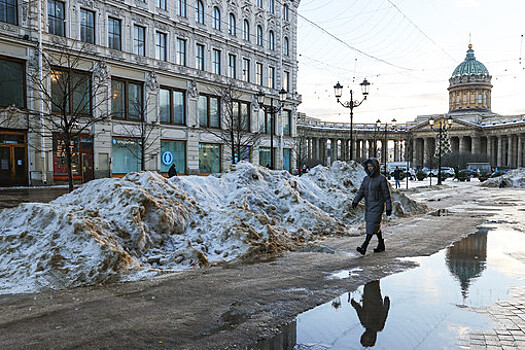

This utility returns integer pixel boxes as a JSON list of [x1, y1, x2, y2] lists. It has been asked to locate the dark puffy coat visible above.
[[352, 159, 392, 234]]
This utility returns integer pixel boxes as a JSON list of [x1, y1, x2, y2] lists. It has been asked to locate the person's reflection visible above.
[[350, 280, 390, 347]]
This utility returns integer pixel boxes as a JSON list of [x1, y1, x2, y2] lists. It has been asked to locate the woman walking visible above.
[[352, 158, 392, 255]]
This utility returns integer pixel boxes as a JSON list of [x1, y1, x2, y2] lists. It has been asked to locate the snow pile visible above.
[[0, 161, 427, 294], [481, 169, 525, 188]]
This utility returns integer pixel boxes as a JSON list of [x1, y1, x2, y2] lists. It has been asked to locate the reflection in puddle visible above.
[[255, 229, 525, 349], [327, 267, 363, 280]]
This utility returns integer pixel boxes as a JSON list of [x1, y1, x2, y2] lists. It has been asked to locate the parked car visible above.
[[441, 167, 455, 176], [490, 169, 510, 178], [458, 169, 479, 178]]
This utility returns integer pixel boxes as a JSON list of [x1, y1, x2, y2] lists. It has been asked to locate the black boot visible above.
[[356, 234, 372, 255], [374, 231, 385, 253]]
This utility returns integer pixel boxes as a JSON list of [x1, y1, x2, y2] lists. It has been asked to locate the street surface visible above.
[[0, 181, 523, 349]]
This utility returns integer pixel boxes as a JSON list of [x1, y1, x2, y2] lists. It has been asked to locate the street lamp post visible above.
[[376, 118, 396, 176], [257, 88, 287, 170], [333, 78, 370, 161], [429, 115, 453, 185]]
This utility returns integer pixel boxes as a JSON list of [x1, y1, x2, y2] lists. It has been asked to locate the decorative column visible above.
[[423, 138, 430, 167], [394, 141, 399, 161], [518, 134, 524, 168], [471, 136, 481, 156], [459, 136, 467, 154], [313, 137, 320, 162], [331, 138, 338, 162], [497, 135, 504, 168], [487, 136, 493, 168]]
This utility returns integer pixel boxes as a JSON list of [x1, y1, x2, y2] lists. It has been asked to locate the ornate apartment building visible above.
[[0, 0, 301, 186], [298, 45, 525, 170]]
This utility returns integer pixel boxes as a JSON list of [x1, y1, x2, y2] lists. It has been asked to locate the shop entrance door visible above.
[[81, 152, 94, 182], [0, 145, 28, 186]]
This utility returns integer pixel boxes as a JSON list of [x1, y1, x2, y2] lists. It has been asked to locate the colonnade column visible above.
[[393, 141, 399, 161], [459, 136, 467, 154], [518, 134, 523, 168], [497, 136, 504, 168], [486, 136, 493, 168], [471, 136, 481, 156]]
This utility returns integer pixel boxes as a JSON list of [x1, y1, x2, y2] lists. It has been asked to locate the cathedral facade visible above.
[[297, 45, 525, 170]]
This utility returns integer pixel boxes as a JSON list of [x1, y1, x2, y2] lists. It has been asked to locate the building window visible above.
[[51, 69, 91, 115], [256, 62, 263, 86], [257, 0, 262, 7], [242, 58, 250, 82], [111, 78, 143, 120], [256, 25, 263, 46], [133, 25, 146, 56], [160, 140, 186, 175], [238, 101, 250, 131], [159, 87, 185, 125], [48, 0, 65, 36], [156, 32, 167, 61], [196, 43, 205, 71], [283, 110, 291, 136], [0, 57, 25, 108], [195, 0, 204, 24], [283, 37, 289, 56], [478, 93, 482, 104], [213, 49, 221, 75], [176, 38, 187, 66], [243, 19, 250, 41], [283, 71, 290, 92], [259, 147, 273, 168], [199, 143, 221, 174], [213, 7, 220, 30], [268, 66, 275, 89], [198, 95, 220, 128], [80, 9, 95, 44], [269, 30, 275, 51], [269, 0, 275, 14], [283, 4, 289, 21], [228, 13, 236, 36], [112, 138, 142, 174], [0, 0, 17, 25], [177, 0, 186, 17], [157, 0, 167, 10], [108, 17, 121, 50], [228, 54, 236, 79]]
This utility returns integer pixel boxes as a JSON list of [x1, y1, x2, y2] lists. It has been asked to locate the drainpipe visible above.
[[38, 0, 47, 184]]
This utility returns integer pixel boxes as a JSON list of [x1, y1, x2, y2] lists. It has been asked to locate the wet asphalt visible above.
[[0, 187, 69, 210]]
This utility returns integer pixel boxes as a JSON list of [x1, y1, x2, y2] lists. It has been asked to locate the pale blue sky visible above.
[[297, 0, 525, 123]]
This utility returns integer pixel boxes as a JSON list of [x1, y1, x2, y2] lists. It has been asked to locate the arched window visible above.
[[257, 25, 263, 46], [213, 7, 221, 30], [243, 19, 250, 41], [229, 13, 236, 36], [269, 30, 275, 50], [283, 36, 289, 56], [283, 4, 289, 21], [478, 93, 482, 104], [195, 0, 204, 24], [269, 0, 275, 13]]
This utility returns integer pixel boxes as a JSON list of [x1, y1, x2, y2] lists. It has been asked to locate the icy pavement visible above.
[[0, 161, 426, 294]]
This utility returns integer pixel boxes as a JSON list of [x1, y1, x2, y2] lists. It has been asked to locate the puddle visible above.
[[327, 267, 363, 280], [255, 229, 525, 349]]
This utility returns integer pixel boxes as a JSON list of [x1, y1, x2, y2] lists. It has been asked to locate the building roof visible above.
[[451, 44, 489, 77]]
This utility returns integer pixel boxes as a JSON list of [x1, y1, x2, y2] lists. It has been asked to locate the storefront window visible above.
[[199, 143, 221, 174], [283, 148, 291, 171], [53, 135, 79, 175], [259, 147, 272, 168], [112, 138, 141, 174], [160, 140, 186, 174]]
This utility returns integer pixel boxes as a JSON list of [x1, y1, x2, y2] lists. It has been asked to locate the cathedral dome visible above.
[[451, 44, 489, 77], [448, 44, 492, 113]]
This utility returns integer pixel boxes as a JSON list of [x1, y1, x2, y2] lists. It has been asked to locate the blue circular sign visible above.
[[161, 151, 174, 166]]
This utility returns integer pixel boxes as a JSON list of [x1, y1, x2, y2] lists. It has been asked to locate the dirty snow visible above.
[[0, 161, 427, 294], [481, 168, 525, 188]]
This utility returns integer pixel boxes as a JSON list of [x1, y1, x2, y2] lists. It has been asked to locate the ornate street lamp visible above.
[[377, 118, 396, 176], [333, 78, 370, 161], [257, 88, 287, 170], [429, 115, 453, 185]]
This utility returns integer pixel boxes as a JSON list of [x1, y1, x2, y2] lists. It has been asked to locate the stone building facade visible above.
[[297, 45, 525, 170], [0, 0, 301, 186]]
